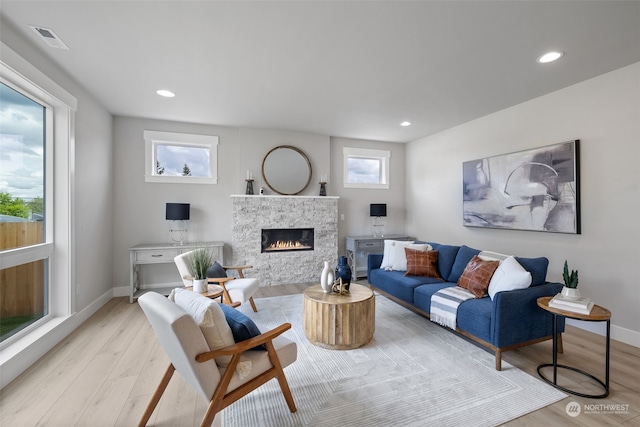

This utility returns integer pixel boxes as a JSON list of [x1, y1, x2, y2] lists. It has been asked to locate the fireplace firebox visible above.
[[261, 228, 314, 253]]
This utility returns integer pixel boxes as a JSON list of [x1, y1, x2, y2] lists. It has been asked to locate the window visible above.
[[144, 130, 219, 184], [0, 45, 75, 350], [343, 147, 391, 189]]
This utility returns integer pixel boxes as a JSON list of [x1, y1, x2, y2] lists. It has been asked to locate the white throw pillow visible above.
[[169, 288, 252, 379], [487, 256, 532, 300], [380, 240, 415, 270], [391, 243, 432, 271]]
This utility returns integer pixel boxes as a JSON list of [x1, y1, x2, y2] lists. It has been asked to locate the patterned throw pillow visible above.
[[404, 248, 442, 278], [457, 255, 499, 298]]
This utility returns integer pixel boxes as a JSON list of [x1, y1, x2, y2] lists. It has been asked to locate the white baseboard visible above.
[[566, 319, 640, 348], [0, 289, 114, 390]]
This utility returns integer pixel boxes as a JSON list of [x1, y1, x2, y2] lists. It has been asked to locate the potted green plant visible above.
[[190, 247, 213, 293], [561, 260, 580, 300]]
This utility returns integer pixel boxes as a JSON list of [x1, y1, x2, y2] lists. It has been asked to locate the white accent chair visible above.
[[137, 292, 297, 427], [174, 250, 261, 311]]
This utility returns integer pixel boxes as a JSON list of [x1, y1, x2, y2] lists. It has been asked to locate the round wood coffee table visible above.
[[303, 283, 375, 350]]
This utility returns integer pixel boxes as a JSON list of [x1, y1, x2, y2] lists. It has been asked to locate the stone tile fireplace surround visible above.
[[231, 195, 339, 286]]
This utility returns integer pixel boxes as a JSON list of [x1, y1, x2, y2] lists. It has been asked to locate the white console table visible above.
[[345, 235, 413, 279], [129, 241, 224, 303]]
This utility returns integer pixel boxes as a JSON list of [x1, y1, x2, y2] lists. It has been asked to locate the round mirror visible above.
[[262, 145, 312, 195]]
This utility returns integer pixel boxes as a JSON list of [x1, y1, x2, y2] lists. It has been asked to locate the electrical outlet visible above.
[[340, 214, 345, 221]]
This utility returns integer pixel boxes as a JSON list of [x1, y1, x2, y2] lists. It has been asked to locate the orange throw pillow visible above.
[[404, 248, 441, 278], [457, 255, 499, 298]]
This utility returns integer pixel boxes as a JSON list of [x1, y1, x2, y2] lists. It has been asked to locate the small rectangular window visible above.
[[144, 130, 218, 184], [343, 147, 390, 189]]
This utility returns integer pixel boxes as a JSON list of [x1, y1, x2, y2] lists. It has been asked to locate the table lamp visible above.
[[166, 203, 190, 245], [370, 203, 387, 237]]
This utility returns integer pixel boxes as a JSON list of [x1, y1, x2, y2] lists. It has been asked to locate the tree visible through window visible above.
[[144, 131, 218, 184], [0, 82, 47, 343]]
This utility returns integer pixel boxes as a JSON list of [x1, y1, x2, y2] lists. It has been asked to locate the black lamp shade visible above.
[[370, 203, 387, 217], [166, 203, 190, 220]]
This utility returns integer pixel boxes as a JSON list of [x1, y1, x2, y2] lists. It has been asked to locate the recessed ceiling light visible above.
[[537, 51, 564, 63], [400, 121, 412, 127], [156, 89, 175, 98]]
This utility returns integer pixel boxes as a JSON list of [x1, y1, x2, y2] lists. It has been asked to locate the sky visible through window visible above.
[[347, 157, 381, 183], [156, 144, 210, 177], [0, 83, 44, 201]]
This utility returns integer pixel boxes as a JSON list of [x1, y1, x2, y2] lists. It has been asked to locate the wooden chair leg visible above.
[[249, 296, 258, 312], [138, 364, 175, 427], [265, 341, 296, 412], [199, 401, 221, 427], [495, 349, 502, 371]]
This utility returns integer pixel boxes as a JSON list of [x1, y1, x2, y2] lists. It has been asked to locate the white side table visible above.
[[129, 241, 224, 303]]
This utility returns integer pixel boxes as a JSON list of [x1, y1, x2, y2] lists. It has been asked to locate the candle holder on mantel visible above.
[[245, 179, 254, 195], [319, 181, 327, 196]]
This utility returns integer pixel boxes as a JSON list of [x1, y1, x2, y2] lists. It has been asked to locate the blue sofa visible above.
[[367, 242, 564, 370]]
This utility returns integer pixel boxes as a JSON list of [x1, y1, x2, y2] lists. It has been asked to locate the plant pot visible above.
[[561, 286, 581, 300], [193, 279, 208, 293]]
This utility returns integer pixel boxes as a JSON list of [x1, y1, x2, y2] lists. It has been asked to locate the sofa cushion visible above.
[[391, 243, 431, 271], [405, 248, 441, 278], [425, 242, 461, 281], [457, 256, 499, 298], [456, 297, 493, 343], [413, 283, 456, 314], [369, 268, 440, 304], [515, 256, 549, 286], [488, 256, 532, 299], [380, 240, 415, 270], [448, 245, 481, 283]]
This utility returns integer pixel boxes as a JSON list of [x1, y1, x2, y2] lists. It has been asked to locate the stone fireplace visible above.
[[232, 195, 339, 286]]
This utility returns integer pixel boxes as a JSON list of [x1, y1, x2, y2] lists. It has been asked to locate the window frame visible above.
[[343, 147, 391, 189], [0, 43, 76, 351], [144, 130, 219, 184]]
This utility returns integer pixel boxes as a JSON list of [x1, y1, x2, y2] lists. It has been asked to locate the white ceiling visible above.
[[1, 1, 639, 143]]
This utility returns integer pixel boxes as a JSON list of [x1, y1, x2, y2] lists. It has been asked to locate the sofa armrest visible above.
[[367, 253, 384, 281], [491, 282, 565, 348]]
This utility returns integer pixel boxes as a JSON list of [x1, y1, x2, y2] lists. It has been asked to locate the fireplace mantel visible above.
[[231, 195, 339, 286]]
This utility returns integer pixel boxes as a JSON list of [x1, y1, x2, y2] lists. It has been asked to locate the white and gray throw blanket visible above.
[[430, 286, 476, 329]]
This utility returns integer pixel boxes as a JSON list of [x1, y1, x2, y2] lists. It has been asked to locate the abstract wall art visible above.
[[463, 140, 580, 234]]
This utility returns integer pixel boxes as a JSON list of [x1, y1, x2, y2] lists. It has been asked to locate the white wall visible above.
[[112, 119, 333, 289], [406, 63, 640, 346], [1, 18, 114, 388], [331, 137, 407, 255]]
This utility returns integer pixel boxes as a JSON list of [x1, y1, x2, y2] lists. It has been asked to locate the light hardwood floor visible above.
[[1, 282, 638, 426]]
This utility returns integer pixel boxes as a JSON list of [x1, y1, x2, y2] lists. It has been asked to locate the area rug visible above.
[[222, 293, 566, 427]]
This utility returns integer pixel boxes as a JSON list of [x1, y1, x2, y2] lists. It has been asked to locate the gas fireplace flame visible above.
[[269, 240, 305, 249]]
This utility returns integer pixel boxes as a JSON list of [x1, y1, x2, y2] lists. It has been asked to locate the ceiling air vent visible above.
[[29, 26, 69, 50]]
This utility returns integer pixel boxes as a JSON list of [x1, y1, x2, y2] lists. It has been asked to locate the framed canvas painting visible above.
[[463, 140, 580, 234]]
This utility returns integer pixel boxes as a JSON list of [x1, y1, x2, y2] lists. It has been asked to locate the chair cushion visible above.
[[169, 288, 252, 378], [206, 261, 228, 279], [219, 304, 266, 351]]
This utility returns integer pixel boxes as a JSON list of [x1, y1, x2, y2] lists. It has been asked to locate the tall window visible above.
[[0, 46, 75, 351], [0, 82, 49, 343], [144, 130, 219, 184], [343, 147, 391, 189]]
